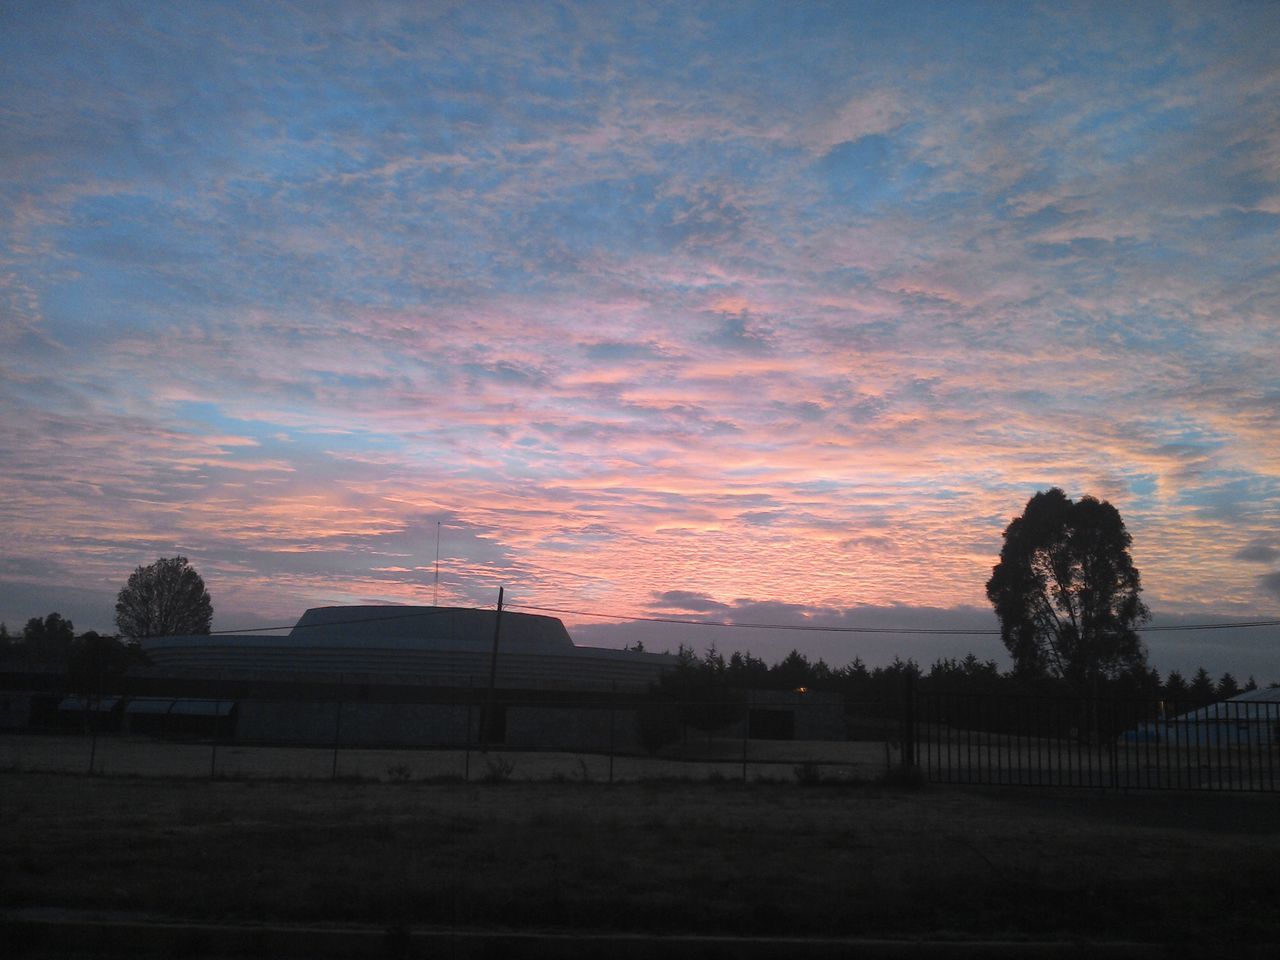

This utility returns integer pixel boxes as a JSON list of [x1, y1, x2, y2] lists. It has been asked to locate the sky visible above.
[[1, 1, 1278, 680]]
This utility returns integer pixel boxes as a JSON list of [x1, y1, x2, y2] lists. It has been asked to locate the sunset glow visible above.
[[1, 2, 1278, 676]]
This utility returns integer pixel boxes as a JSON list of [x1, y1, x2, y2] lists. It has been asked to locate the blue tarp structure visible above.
[[1122, 688, 1280, 747]]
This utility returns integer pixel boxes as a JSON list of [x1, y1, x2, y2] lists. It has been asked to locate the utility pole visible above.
[[482, 587, 504, 750]]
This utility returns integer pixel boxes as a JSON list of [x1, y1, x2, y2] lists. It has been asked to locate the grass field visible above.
[[4, 767, 1280, 948]]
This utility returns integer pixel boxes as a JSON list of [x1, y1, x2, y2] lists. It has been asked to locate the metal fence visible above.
[[0, 691, 901, 784], [7, 686, 1279, 793], [912, 690, 1280, 792]]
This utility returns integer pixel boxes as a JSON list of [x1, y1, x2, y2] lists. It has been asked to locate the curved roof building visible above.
[[142, 605, 675, 691]]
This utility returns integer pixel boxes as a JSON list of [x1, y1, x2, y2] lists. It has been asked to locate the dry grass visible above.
[[4, 768, 1280, 943]]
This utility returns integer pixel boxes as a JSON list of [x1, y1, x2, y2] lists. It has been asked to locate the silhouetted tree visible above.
[[1189, 667, 1216, 704], [771, 649, 815, 690], [67, 632, 135, 697], [834, 657, 872, 697], [1244, 675, 1258, 692], [655, 644, 742, 736], [726, 650, 769, 688], [1217, 672, 1240, 699], [21, 612, 76, 663], [986, 488, 1149, 693], [1163, 670, 1188, 701], [115, 556, 213, 639]]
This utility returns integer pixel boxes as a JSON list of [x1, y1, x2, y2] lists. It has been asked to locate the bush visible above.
[[482, 757, 516, 782]]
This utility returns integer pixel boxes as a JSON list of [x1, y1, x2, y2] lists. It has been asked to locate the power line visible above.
[[1140, 619, 1280, 632], [505, 603, 996, 635], [506, 603, 1280, 636]]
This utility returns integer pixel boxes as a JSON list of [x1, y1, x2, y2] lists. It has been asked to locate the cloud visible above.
[[0, 1, 1277, 677], [1261, 572, 1280, 601], [649, 591, 732, 614], [704, 313, 774, 353], [1236, 543, 1279, 564]]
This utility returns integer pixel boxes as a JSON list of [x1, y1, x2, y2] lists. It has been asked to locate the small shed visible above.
[[56, 696, 124, 733]]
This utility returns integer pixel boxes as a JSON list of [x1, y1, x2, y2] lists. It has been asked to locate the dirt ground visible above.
[[4, 767, 1280, 947]]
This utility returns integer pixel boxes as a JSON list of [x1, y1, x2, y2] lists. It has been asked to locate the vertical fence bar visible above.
[[464, 678, 473, 781], [1138, 701, 1148, 790], [331, 697, 343, 781], [930, 692, 938, 782], [931, 691, 942, 783], [1196, 704, 1207, 791], [990, 693, 998, 784], [1176, 701, 1185, 790], [965, 694, 974, 785], [210, 698, 221, 780], [1269, 703, 1277, 791], [1064, 698, 1073, 788], [1085, 701, 1095, 793], [608, 683, 616, 785], [937, 692, 945, 783], [1192, 701, 1203, 793], [1237, 700, 1247, 792], [1006, 695, 1014, 786], [1050, 696, 1059, 788], [996, 696, 1005, 786], [902, 672, 916, 771], [87, 697, 98, 776], [1001, 695, 1010, 785], [937, 692, 946, 784], [1019, 695, 1028, 786], [1107, 699, 1118, 792], [1033, 694, 1043, 787], [921, 692, 931, 781]]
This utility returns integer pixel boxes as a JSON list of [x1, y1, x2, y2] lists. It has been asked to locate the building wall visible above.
[[745, 690, 846, 741], [506, 703, 642, 752], [237, 700, 475, 747], [0, 691, 35, 731], [233, 698, 644, 752]]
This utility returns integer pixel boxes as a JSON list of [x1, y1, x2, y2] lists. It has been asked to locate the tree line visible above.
[[653, 642, 1261, 709], [0, 556, 213, 695], [2, 495, 1272, 711], [0, 613, 142, 696], [648, 486, 1270, 712]]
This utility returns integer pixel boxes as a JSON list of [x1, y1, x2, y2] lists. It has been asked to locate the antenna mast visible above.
[[433, 521, 441, 606]]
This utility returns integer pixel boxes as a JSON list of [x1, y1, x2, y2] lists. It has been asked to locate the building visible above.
[[134, 605, 678, 751], [1122, 686, 1280, 747]]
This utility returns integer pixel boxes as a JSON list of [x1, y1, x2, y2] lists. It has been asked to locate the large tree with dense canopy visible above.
[[114, 556, 213, 639], [986, 488, 1149, 691]]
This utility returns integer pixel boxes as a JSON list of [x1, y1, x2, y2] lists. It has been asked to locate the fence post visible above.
[[902, 672, 917, 769], [87, 696, 98, 776], [210, 698, 221, 780], [608, 683, 616, 784], [331, 697, 343, 781], [464, 677, 473, 782]]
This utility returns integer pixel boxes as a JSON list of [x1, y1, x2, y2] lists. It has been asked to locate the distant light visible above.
[[795, 686, 808, 695]]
